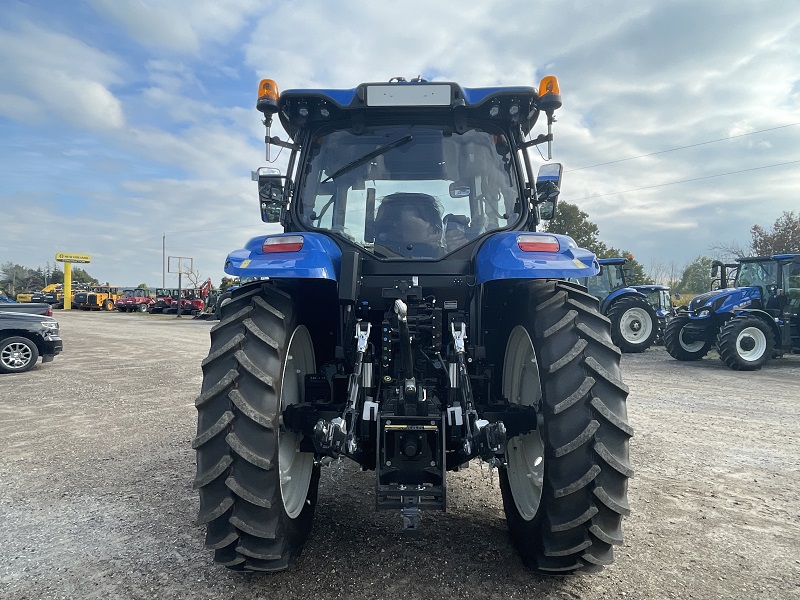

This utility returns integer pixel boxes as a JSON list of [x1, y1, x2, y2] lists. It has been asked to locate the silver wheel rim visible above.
[[736, 326, 767, 362], [278, 325, 315, 519], [679, 325, 706, 352], [503, 326, 544, 521], [620, 307, 653, 343], [1, 342, 32, 370]]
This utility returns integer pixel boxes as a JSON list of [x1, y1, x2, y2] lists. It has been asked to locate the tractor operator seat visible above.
[[373, 193, 444, 258]]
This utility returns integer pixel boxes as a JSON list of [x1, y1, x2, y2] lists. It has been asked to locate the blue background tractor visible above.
[[664, 253, 800, 370], [572, 257, 661, 352]]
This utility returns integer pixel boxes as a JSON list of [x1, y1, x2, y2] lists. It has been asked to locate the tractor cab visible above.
[[248, 77, 572, 263]]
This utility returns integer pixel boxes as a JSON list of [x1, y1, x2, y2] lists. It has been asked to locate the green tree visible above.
[[750, 211, 800, 256], [599, 247, 653, 286], [71, 267, 98, 285], [0, 262, 27, 295], [544, 202, 654, 285], [678, 256, 714, 294], [137, 283, 148, 289], [543, 201, 608, 256]]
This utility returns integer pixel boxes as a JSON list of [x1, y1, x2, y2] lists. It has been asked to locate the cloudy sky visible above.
[[1, 0, 799, 287]]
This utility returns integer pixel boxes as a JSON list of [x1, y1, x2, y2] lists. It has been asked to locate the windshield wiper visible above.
[[322, 135, 413, 183]]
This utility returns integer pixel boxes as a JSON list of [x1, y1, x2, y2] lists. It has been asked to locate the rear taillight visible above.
[[516, 234, 560, 252], [263, 235, 304, 253], [45, 307, 53, 317]]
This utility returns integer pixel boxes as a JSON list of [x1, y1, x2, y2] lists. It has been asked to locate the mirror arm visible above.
[[267, 136, 300, 151], [520, 133, 552, 149]]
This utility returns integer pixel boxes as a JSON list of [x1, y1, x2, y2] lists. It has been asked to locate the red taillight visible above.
[[263, 235, 304, 253], [517, 234, 560, 253], [45, 307, 53, 317]]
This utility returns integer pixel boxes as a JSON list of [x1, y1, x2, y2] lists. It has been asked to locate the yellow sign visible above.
[[56, 252, 92, 263]]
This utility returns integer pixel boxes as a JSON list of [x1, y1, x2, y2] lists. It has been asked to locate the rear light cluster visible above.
[[263, 235, 304, 253], [516, 234, 560, 253]]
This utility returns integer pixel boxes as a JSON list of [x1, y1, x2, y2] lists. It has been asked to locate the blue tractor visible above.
[[193, 75, 632, 575], [664, 254, 800, 370], [572, 257, 661, 352]]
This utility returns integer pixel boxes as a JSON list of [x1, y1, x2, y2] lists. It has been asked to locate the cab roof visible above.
[[277, 81, 542, 139]]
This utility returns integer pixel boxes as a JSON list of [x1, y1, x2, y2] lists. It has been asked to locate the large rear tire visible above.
[[717, 315, 773, 371], [664, 314, 712, 361], [607, 296, 658, 353], [498, 281, 632, 574], [194, 283, 320, 571], [215, 292, 233, 321]]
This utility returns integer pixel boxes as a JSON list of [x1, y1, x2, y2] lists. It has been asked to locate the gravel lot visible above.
[[1, 309, 798, 599]]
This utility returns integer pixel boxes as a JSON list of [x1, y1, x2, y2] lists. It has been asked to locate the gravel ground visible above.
[[1, 309, 798, 599]]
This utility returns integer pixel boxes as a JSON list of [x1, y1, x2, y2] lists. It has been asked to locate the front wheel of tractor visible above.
[[663, 314, 712, 361]]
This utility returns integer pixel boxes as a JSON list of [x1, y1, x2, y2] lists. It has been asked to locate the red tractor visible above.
[[164, 279, 213, 316], [116, 289, 155, 313], [149, 288, 178, 314]]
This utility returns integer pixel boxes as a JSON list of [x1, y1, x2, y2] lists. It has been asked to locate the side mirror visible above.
[[535, 163, 562, 221], [253, 168, 288, 223]]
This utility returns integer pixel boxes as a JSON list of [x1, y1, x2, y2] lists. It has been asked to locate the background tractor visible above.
[[116, 288, 155, 312], [664, 253, 800, 370], [571, 257, 662, 352], [194, 75, 632, 575]]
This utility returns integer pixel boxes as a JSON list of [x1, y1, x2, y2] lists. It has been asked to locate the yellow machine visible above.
[[72, 286, 123, 311], [15, 284, 60, 303]]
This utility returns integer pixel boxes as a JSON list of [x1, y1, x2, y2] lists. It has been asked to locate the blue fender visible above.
[[224, 233, 342, 280], [601, 288, 647, 315], [475, 232, 598, 284]]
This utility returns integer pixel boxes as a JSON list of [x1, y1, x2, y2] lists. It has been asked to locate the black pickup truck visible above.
[[0, 311, 63, 373], [0, 294, 53, 316]]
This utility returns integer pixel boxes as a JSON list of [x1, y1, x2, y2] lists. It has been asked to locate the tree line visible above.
[[545, 206, 799, 294], [0, 262, 99, 296]]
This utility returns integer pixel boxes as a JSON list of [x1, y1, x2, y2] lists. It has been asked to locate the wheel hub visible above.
[[2, 344, 30, 368], [739, 336, 756, 352]]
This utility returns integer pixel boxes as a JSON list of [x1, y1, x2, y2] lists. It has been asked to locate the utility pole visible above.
[[162, 233, 166, 288]]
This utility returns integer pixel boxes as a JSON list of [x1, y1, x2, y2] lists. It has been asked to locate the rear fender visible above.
[[475, 232, 598, 284], [224, 233, 342, 280]]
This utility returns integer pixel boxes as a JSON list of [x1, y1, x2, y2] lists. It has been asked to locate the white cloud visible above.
[[0, 21, 125, 130], [88, 0, 261, 54], [2, 0, 800, 290]]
